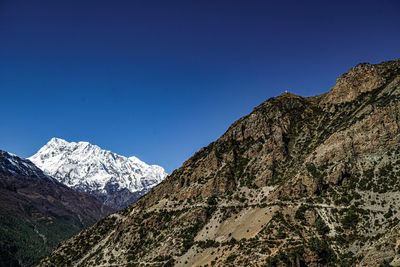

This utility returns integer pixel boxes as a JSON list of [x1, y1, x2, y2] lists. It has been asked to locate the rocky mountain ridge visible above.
[[29, 138, 167, 209], [0, 150, 50, 180], [38, 59, 400, 266]]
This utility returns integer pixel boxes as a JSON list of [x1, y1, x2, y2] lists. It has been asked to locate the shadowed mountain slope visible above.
[[0, 151, 114, 266]]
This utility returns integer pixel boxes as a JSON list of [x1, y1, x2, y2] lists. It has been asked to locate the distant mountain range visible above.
[[0, 150, 114, 266], [29, 137, 167, 209]]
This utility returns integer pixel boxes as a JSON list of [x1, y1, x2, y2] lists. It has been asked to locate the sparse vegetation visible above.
[[37, 60, 400, 267]]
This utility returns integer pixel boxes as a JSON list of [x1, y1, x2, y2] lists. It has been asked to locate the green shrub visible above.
[[315, 217, 330, 235]]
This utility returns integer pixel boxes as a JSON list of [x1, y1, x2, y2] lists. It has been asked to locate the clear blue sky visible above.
[[0, 0, 399, 173]]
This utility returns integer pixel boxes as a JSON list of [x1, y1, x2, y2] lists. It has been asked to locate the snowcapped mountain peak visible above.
[[29, 138, 168, 209], [45, 137, 70, 148], [44, 137, 94, 151], [128, 156, 147, 166]]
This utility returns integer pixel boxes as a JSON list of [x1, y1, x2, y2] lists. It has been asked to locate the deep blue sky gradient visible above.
[[1, 0, 399, 173]]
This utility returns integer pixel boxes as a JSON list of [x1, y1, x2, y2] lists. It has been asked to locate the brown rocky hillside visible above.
[[38, 59, 400, 266]]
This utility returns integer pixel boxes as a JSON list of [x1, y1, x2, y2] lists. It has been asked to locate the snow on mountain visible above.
[[0, 150, 50, 180], [29, 137, 168, 209]]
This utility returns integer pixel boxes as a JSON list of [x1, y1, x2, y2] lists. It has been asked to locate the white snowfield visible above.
[[29, 138, 167, 196]]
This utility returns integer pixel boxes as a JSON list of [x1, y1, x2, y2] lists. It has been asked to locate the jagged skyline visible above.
[[1, 0, 399, 173]]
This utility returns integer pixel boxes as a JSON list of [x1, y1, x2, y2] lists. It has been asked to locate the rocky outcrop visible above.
[[322, 60, 400, 104]]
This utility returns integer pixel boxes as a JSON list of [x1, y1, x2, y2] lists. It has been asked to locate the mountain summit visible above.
[[29, 138, 167, 209], [38, 59, 400, 266]]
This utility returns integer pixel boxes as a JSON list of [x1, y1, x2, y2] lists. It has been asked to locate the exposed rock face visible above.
[[38, 59, 400, 267], [0, 150, 114, 267], [323, 60, 400, 104]]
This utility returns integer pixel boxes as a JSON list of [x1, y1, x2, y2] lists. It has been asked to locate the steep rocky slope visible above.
[[38, 59, 400, 266], [0, 150, 114, 266], [29, 138, 167, 209]]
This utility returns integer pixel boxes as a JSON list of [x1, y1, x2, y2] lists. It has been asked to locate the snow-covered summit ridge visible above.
[[29, 138, 167, 196]]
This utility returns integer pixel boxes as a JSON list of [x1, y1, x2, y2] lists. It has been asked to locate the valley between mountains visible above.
[[36, 59, 400, 266], [0, 151, 113, 266], [0, 140, 167, 266]]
